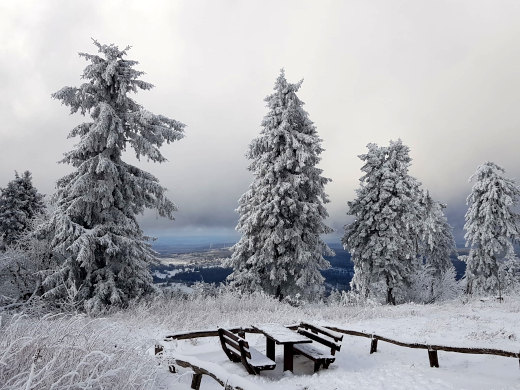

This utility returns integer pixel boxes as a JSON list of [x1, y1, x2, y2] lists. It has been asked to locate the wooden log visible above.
[[175, 359, 247, 390], [428, 349, 439, 368], [190, 373, 202, 389], [370, 337, 378, 354]]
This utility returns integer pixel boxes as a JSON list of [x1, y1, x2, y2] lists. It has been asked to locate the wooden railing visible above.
[[323, 326, 520, 368]]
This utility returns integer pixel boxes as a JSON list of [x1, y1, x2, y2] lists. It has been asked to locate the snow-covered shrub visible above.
[[0, 313, 158, 389], [407, 263, 435, 303], [499, 257, 520, 296], [433, 267, 463, 302], [335, 289, 381, 307], [0, 214, 55, 302], [408, 264, 462, 303]]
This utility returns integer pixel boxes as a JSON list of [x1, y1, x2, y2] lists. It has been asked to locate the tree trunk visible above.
[[275, 285, 283, 301], [386, 276, 395, 305]]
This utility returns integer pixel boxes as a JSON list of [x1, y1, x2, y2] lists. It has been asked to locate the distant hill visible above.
[[151, 241, 467, 293]]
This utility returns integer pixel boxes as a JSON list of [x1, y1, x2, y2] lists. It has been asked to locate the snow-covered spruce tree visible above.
[[0, 171, 45, 247], [418, 191, 457, 301], [228, 70, 333, 300], [41, 41, 184, 311], [463, 162, 520, 296], [343, 140, 424, 304]]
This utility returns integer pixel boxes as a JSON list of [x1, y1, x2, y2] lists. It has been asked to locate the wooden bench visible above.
[[292, 322, 343, 372], [218, 328, 276, 375]]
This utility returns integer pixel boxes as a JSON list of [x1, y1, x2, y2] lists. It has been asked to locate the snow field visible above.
[[1, 292, 519, 389], [167, 334, 519, 390]]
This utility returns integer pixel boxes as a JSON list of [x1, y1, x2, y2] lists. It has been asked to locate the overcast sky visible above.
[[1, 0, 520, 245]]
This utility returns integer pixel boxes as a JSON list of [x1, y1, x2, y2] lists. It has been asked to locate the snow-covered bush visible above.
[[408, 264, 462, 303], [499, 257, 520, 296], [333, 289, 382, 307], [0, 213, 55, 302], [0, 313, 158, 390]]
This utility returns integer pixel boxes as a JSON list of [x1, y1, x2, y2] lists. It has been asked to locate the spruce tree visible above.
[[343, 140, 424, 304], [228, 70, 333, 300], [41, 41, 185, 311], [0, 171, 44, 247], [463, 162, 520, 296], [418, 191, 457, 300], [420, 192, 456, 275]]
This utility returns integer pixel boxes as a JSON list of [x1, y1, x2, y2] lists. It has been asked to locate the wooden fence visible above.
[[160, 324, 519, 389], [164, 324, 520, 368], [324, 326, 520, 368]]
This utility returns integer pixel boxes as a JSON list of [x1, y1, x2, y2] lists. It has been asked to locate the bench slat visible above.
[[300, 322, 344, 342], [219, 328, 242, 342], [294, 343, 335, 360], [247, 347, 276, 368], [222, 334, 242, 355], [298, 328, 341, 352]]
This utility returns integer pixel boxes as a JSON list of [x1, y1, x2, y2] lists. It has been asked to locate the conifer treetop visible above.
[[53, 39, 184, 165]]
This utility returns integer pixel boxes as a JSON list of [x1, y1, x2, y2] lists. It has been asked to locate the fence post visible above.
[[370, 335, 378, 354], [191, 373, 203, 389], [428, 348, 439, 368]]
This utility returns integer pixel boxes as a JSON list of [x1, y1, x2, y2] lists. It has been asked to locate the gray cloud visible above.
[[1, 0, 520, 244]]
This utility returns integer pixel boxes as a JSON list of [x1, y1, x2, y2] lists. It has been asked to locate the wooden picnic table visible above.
[[252, 323, 312, 372]]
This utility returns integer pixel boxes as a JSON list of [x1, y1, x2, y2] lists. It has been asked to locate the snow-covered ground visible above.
[[2, 293, 519, 389], [158, 298, 520, 390]]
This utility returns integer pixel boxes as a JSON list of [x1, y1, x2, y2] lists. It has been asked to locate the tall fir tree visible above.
[[0, 171, 45, 247], [41, 41, 185, 311], [228, 70, 333, 300], [463, 162, 520, 296], [343, 140, 424, 304]]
